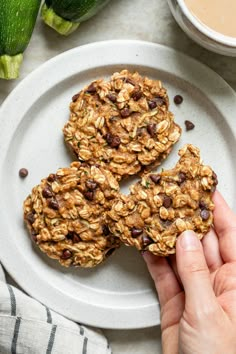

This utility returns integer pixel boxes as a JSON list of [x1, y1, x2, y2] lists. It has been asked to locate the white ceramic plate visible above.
[[0, 40, 236, 329]]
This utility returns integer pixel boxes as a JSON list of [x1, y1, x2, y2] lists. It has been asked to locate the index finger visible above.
[[213, 190, 236, 262]]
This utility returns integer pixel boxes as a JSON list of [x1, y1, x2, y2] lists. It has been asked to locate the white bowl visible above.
[[167, 0, 236, 56]]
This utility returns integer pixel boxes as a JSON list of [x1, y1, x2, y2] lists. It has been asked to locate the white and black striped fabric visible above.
[[0, 264, 111, 354]]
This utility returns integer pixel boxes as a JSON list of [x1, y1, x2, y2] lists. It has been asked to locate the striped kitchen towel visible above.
[[0, 264, 111, 354]]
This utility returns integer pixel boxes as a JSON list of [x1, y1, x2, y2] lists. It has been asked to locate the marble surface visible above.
[[1, 0, 236, 353]]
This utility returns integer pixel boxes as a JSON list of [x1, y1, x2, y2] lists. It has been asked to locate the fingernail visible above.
[[180, 231, 200, 250]]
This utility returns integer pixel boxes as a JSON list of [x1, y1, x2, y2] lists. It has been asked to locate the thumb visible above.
[[176, 230, 216, 309]]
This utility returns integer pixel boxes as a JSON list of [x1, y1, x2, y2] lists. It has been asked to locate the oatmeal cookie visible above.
[[23, 162, 121, 267], [107, 145, 218, 256], [63, 70, 181, 180]]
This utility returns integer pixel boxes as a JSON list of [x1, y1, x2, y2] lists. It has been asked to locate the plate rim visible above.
[[1, 39, 236, 329]]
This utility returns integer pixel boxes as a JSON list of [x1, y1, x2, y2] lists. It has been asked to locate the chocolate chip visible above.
[[174, 95, 183, 105], [106, 248, 116, 257], [200, 209, 210, 220], [107, 93, 117, 103], [185, 120, 195, 131], [120, 108, 131, 118], [132, 91, 142, 101], [61, 249, 72, 259], [178, 172, 186, 184], [66, 232, 73, 239], [147, 123, 157, 137], [105, 133, 121, 148], [163, 196, 172, 208], [84, 191, 94, 201], [126, 78, 136, 85], [48, 198, 59, 210], [111, 136, 121, 148], [212, 171, 217, 180], [67, 232, 81, 243], [211, 185, 217, 193], [47, 174, 56, 182], [86, 83, 96, 94], [212, 171, 218, 185], [73, 234, 81, 243], [148, 100, 157, 110], [86, 179, 97, 191], [199, 200, 207, 210], [72, 92, 80, 102], [105, 133, 113, 145], [26, 212, 35, 224], [131, 227, 143, 237], [141, 235, 153, 247], [19, 168, 28, 178], [150, 174, 161, 184], [42, 186, 53, 198], [102, 224, 110, 236]]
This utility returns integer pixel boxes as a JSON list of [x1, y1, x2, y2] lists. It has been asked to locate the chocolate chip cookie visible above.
[[63, 70, 181, 180], [107, 144, 218, 256], [23, 162, 121, 267]]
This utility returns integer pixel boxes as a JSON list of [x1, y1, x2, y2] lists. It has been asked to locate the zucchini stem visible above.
[[41, 4, 80, 36], [0, 54, 23, 80]]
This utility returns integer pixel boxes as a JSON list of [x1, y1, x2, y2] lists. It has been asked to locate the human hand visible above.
[[143, 191, 236, 354]]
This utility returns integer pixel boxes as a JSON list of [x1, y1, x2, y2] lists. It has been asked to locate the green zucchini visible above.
[[0, 0, 41, 80], [41, 0, 111, 36]]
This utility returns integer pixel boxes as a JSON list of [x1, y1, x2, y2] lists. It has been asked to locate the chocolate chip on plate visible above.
[[185, 120, 195, 131], [19, 168, 28, 178], [174, 95, 183, 105], [131, 227, 143, 237]]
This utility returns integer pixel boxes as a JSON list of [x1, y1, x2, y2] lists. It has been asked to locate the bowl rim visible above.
[[177, 0, 236, 47]]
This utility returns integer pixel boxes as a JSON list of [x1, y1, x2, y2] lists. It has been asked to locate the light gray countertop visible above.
[[1, 0, 236, 353]]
